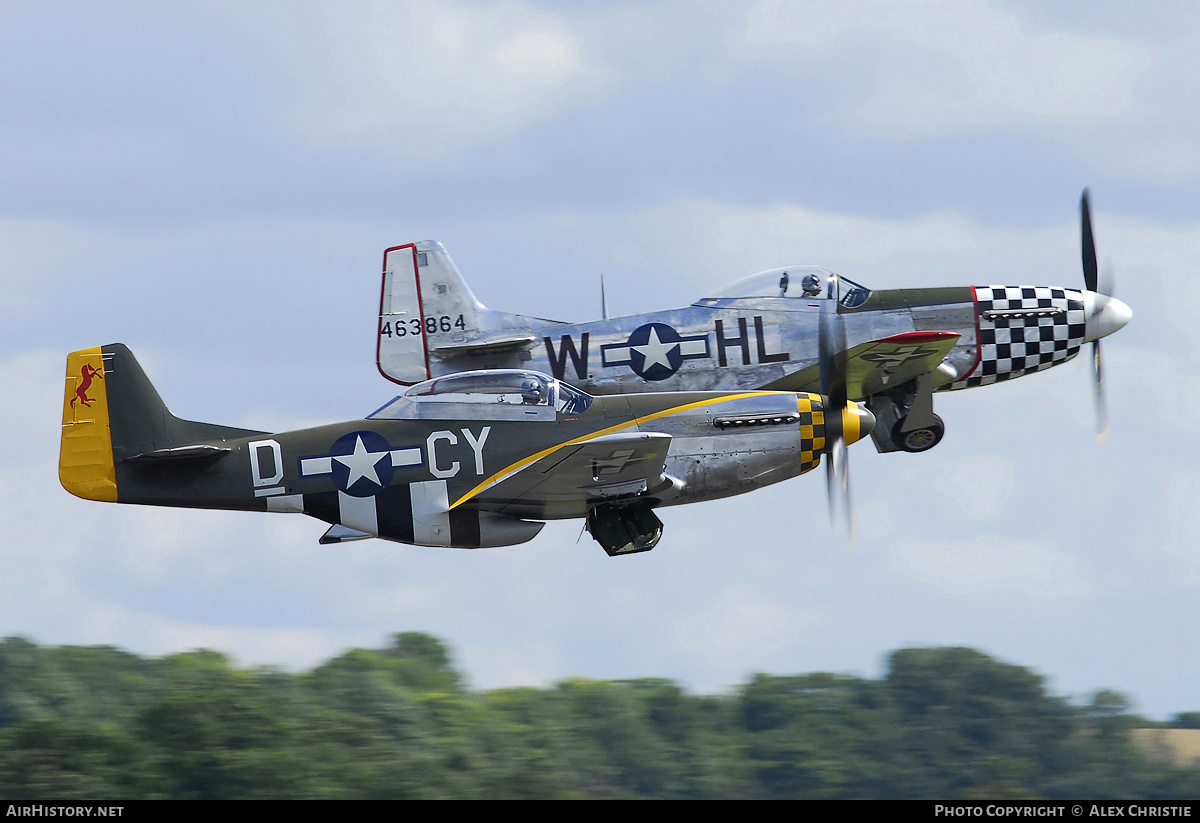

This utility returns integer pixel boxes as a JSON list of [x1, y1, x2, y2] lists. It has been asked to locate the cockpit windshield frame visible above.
[[699, 266, 871, 309], [368, 370, 592, 421], [405, 370, 555, 407], [836, 274, 871, 309]]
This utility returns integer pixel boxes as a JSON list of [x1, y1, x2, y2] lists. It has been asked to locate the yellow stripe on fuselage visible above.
[[449, 392, 774, 509], [59, 347, 117, 502]]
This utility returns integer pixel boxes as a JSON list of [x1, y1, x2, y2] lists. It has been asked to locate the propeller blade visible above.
[[825, 438, 838, 529], [818, 305, 849, 407], [1081, 189, 1098, 293], [825, 439, 853, 535], [1100, 259, 1116, 300], [1082, 190, 1116, 442], [818, 303, 853, 543], [1092, 340, 1110, 444]]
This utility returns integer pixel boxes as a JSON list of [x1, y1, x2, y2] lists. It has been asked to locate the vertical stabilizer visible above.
[[377, 240, 568, 385], [379, 241, 487, 385]]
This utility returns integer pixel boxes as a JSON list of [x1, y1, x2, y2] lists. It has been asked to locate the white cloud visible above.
[[672, 584, 818, 667], [855, 499, 898, 542], [1163, 472, 1200, 573], [354, 581, 458, 619], [548, 196, 1073, 295], [890, 535, 1089, 599], [117, 507, 242, 582], [935, 456, 1016, 520], [1117, 137, 1200, 186], [1103, 345, 1200, 433], [276, 0, 602, 158], [738, 0, 1151, 138]]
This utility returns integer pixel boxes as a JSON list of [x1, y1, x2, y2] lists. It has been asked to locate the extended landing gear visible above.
[[587, 502, 663, 557], [866, 373, 946, 454], [892, 414, 944, 453]]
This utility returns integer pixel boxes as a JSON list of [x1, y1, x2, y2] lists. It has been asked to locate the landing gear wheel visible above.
[[893, 414, 944, 453]]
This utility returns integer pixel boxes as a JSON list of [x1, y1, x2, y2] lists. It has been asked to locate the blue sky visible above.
[[3, 0, 1199, 716]]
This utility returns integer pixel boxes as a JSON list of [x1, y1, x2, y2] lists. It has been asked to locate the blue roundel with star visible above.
[[299, 431, 424, 497], [627, 322, 688, 381], [328, 430, 399, 497], [598, 322, 712, 381]]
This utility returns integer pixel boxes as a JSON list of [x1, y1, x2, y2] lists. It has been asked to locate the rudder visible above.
[[60, 346, 118, 501]]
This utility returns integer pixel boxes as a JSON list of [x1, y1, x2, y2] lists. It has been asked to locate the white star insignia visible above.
[[633, 327, 678, 371], [334, 435, 387, 487]]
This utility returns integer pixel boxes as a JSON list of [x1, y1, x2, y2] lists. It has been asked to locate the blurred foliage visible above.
[[1174, 713, 1200, 730], [0, 635, 1196, 799]]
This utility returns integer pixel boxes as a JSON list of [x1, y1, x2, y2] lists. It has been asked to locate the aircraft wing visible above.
[[765, 331, 961, 398], [451, 431, 673, 520]]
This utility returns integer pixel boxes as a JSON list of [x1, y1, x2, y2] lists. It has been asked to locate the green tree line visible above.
[[0, 634, 1196, 799]]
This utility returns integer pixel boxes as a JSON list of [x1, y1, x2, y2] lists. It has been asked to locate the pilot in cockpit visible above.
[[520, 377, 546, 405], [802, 272, 823, 298]]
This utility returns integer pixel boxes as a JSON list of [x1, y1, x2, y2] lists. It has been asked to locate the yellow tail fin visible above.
[[59, 347, 117, 502]]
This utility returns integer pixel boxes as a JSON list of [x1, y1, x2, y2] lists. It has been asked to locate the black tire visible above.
[[893, 414, 944, 453]]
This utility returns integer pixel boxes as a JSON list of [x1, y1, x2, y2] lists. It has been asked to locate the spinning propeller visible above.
[[818, 302, 866, 544], [1079, 190, 1131, 443]]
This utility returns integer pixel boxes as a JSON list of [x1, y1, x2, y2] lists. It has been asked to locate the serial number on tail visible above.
[[381, 315, 467, 338]]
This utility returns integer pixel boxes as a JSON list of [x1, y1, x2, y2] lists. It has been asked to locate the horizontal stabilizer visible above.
[[429, 334, 536, 355], [122, 444, 231, 463]]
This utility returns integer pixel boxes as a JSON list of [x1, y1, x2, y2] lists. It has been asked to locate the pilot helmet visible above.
[[520, 377, 546, 405], [801, 272, 823, 297]]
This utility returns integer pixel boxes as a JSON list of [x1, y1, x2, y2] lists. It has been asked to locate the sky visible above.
[[2, 0, 1199, 717]]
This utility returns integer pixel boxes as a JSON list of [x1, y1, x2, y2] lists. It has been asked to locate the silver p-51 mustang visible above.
[[377, 192, 1130, 452]]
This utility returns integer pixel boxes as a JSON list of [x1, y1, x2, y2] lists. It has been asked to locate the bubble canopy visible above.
[[702, 266, 871, 308], [368, 370, 593, 419]]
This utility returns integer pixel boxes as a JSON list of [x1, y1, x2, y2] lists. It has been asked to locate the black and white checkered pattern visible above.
[[953, 286, 1086, 389]]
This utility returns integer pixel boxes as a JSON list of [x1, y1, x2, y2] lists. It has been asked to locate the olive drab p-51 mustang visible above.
[[59, 345, 874, 556], [377, 192, 1131, 451]]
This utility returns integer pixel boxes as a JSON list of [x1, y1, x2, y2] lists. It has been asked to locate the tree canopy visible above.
[[0, 634, 1195, 799]]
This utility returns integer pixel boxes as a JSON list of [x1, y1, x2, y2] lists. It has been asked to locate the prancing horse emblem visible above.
[[71, 363, 104, 408]]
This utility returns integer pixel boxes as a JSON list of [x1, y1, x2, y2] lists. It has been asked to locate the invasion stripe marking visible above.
[[412, 480, 451, 546], [338, 490, 378, 535]]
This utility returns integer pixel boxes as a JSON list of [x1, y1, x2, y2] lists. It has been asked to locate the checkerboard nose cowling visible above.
[[952, 286, 1087, 389]]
